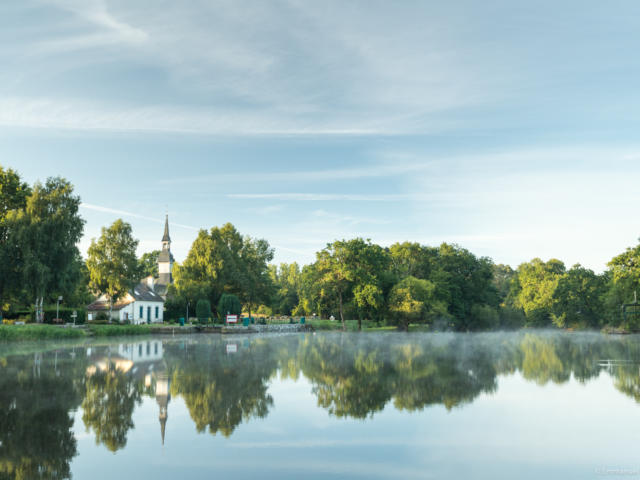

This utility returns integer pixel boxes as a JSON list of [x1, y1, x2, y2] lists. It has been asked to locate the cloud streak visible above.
[[80, 203, 198, 230]]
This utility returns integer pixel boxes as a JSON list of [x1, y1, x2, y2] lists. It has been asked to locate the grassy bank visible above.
[[0, 323, 157, 341], [0, 325, 86, 341]]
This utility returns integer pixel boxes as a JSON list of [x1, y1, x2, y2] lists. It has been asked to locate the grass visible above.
[[0, 323, 157, 341], [0, 325, 86, 341]]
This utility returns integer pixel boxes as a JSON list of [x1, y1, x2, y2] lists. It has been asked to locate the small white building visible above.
[[87, 215, 175, 323], [87, 284, 165, 324]]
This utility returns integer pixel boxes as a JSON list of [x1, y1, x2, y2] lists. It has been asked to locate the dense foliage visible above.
[[4, 163, 640, 330], [169, 223, 274, 318]]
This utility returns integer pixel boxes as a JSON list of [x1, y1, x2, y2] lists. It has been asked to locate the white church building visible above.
[[87, 216, 174, 324]]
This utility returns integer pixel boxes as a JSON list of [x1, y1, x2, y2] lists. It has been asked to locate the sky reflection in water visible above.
[[2, 331, 640, 479]]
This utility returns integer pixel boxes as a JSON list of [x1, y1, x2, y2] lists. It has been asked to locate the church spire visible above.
[[162, 214, 171, 244]]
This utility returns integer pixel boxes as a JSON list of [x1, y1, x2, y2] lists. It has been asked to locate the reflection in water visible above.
[[3, 332, 640, 477]]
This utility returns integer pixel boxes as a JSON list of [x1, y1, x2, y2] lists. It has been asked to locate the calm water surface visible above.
[[3, 331, 640, 479]]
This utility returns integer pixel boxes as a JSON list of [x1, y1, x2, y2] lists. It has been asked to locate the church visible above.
[[87, 216, 174, 324]]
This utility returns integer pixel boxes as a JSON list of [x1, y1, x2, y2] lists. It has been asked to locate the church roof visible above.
[[158, 249, 174, 263], [162, 215, 171, 243], [87, 283, 164, 310]]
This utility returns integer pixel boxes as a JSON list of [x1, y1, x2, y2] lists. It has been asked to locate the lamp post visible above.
[[56, 296, 63, 321]]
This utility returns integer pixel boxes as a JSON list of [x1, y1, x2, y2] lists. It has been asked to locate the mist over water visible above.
[[1, 331, 640, 479]]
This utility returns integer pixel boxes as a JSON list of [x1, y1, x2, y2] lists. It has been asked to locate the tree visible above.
[[195, 299, 212, 323], [218, 293, 241, 319], [551, 264, 607, 328], [4, 177, 85, 318], [269, 263, 302, 315], [607, 241, 640, 327], [86, 220, 140, 320], [314, 238, 389, 330], [510, 258, 566, 327], [237, 236, 274, 320], [173, 223, 272, 318], [389, 241, 431, 279], [138, 250, 160, 278], [0, 166, 31, 311], [388, 276, 446, 331]]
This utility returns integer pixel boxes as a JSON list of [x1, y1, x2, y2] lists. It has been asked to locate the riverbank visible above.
[[0, 322, 313, 341], [0, 320, 623, 342]]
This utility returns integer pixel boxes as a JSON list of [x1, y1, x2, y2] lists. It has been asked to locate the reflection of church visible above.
[[86, 340, 171, 445]]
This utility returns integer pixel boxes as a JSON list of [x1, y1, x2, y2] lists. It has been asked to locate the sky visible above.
[[2, 0, 640, 271]]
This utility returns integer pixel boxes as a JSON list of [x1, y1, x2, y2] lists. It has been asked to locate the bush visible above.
[[196, 299, 212, 324], [42, 306, 87, 324], [164, 296, 186, 322], [218, 294, 241, 320]]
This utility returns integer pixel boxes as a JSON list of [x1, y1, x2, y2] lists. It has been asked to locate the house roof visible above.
[[131, 283, 164, 302], [87, 283, 164, 311]]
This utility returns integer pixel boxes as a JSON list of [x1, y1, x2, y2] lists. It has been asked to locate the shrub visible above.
[[218, 294, 241, 320], [196, 299, 212, 324], [164, 295, 186, 322], [41, 306, 87, 324]]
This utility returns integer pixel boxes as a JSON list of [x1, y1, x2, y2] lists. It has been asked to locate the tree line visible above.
[[3, 163, 640, 330]]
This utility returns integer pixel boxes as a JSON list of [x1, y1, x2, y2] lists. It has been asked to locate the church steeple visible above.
[[157, 215, 174, 287], [162, 214, 171, 247]]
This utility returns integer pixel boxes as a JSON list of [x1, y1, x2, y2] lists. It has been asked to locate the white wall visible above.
[[121, 300, 164, 324]]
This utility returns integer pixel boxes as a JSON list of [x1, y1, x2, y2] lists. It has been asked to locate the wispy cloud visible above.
[[1, 1, 502, 136], [228, 193, 410, 201], [80, 203, 198, 230], [159, 162, 432, 185], [0, 97, 384, 136]]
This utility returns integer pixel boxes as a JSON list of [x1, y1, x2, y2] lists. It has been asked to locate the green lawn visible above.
[[0, 325, 86, 341]]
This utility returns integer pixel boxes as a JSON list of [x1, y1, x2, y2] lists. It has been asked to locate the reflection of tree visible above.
[[391, 340, 498, 411], [82, 364, 142, 452], [0, 351, 83, 480], [297, 334, 499, 418], [520, 334, 567, 385], [298, 335, 392, 418], [168, 339, 277, 436]]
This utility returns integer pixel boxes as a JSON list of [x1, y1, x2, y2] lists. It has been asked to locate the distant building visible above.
[[87, 216, 174, 323]]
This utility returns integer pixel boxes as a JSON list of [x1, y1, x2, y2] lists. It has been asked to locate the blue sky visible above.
[[3, 0, 640, 270]]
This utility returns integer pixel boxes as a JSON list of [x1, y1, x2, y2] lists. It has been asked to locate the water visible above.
[[2, 331, 640, 479]]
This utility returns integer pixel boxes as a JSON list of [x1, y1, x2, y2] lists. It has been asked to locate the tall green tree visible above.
[[238, 236, 274, 319], [138, 250, 160, 278], [5, 177, 84, 314], [173, 223, 273, 317], [269, 263, 302, 315], [510, 258, 566, 327], [551, 264, 607, 328], [314, 238, 388, 330], [607, 241, 640, 327], [0, 166, 31, 311], [86, 219, 140, 319], [388, 276, 446, 331]]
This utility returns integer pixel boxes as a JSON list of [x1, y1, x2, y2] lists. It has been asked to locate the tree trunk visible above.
[[357, 312, 362, 331], [109, 296, 113, 324], [339, 290, 345, 331]]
